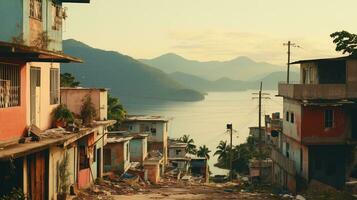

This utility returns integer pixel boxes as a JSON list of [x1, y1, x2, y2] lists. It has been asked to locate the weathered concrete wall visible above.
[[144, 164, 160, 184], [169, 147, 186, 158], [61, 89, 108, 121], [301, 105, 348, 143], [48, 145, 63, 200], [346, 60, 357, 97], [104, 141, 130, 173], [130, 138, 146, 163], [67, 146, 77, 186], [283, 99, 301, 141], [0, 0, 23, 43]]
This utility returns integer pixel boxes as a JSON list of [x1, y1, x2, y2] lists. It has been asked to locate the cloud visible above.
[[167, 29, 340, 65]]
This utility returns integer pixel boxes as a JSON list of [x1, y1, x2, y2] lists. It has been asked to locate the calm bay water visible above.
[[121, 91, 282, 175]]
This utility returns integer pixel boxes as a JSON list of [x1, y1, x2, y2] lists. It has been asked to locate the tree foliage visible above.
[[179, 134, 197, 154], [330, 31, 357, 56], [60, 73, 80, 87], [214, 140, 229, 161], [197, 145, 211, 159], [214, 136, 269, 174], [107, 94, 126, 130], [80, 95, 97, 126]]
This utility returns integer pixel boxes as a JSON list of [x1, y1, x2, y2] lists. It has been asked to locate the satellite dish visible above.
[[271, 130, 280, 137]]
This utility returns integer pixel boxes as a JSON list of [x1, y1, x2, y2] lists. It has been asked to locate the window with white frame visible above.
[[30, 0, 42, 20], [50, 68, 59, 105], [0, 63, 21, 108], [324, 109, 334, 128]]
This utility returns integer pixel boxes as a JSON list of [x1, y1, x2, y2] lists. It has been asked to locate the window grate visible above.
[[0, 63, 20, 108]]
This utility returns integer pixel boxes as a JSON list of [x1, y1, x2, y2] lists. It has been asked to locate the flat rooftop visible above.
[[291, 55, 357, 64], [107, 135, 132, 143], [61, 87, 109, 91], [124, 115, 170, 122], [169, 143, 187, 148]]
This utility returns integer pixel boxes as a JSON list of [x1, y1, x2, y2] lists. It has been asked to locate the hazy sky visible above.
[[63, 0, 357, 65]]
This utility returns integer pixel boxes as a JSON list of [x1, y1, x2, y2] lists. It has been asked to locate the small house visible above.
[[168, 141, 190, 172], [129, 133, 148, 164], [104, 134, 132, 175], [121, 115, 170, 164]]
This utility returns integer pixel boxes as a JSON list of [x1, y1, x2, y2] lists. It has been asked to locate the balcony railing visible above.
[[271, 148, 296, 175], [278, 82, 347, 100]]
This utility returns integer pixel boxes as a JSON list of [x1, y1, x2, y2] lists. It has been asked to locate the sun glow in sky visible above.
[[64, 0, 357, 65]]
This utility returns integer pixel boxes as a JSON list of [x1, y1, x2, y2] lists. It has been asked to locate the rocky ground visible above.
[[71, 172, 357, 200], [73, 181, 280, 200]]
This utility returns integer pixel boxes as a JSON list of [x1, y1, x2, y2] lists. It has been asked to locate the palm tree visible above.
[[107, 94, 126, 130], [214, 140, 229, 161], [197, 145, 211, 159], [179, 134, 197, 154]]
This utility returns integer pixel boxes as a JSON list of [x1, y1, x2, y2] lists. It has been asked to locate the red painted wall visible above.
[[77, 133, 95, 189], [0, 63, 27, 141], [78, 168, 90, 189], [301, 106, 346, 138]]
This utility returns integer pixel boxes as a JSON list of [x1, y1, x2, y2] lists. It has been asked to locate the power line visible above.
[[283, 41, 301, 83], [251, 82, 270, 183]]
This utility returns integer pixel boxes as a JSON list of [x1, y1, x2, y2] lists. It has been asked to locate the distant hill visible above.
[[169, 71, 300, 92], [140, 53, 286, 81], [61, 39, 204, 101]]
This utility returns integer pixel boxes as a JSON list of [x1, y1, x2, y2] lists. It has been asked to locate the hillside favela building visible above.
[[269, 56, 357, 192], [0, 0, 116, 199], [121, 115, 170, 165]]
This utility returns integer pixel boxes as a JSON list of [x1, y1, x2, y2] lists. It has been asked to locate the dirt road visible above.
[[112, 184, 277, 200]]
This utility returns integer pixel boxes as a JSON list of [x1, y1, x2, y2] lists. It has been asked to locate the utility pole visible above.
[[252, 82, 270, 182], [226, 123, 233, 181], [283, 41, 300, 84]]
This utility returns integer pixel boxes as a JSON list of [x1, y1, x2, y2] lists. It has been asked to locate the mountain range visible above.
[[61, 39, 205, 101], [61, 39, 299, 102], [140, 53, 288, 81], [168, 71, 299, 92]]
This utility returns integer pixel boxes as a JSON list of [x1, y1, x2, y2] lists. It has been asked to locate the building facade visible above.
[[273, 56, 357, 192], [104, 134, 132, 175], [0, 1, 122, 199], [121, 115, 170, 165]]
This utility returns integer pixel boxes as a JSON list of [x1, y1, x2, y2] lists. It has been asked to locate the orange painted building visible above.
[[0, 62, 27, 141]]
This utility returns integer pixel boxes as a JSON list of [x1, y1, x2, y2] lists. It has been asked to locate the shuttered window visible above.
[[51, 1, 62, 30], [50, 68, 59, 105], [0, 63, 21, 108], [30, 0, 42, 20]]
